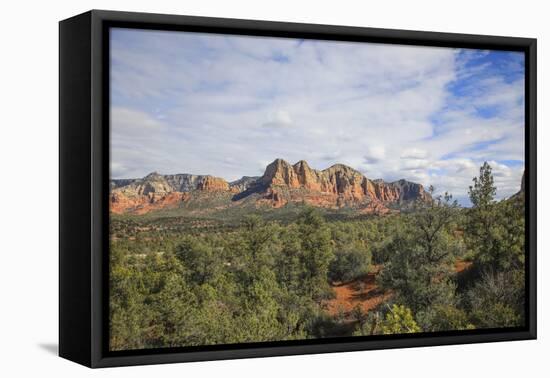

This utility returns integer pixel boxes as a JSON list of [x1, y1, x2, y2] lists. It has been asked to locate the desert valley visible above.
[[109, 159, 525, 351]]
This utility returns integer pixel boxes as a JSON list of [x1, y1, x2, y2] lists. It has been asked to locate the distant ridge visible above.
[[110, 158, 431, 214]]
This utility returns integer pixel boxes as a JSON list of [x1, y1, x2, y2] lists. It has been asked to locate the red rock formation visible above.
[[371, 180, 401, 202], [110, 172, 230, 214], [109, 159, 431, 214], [261, 159, 301, 188], [197, 176, 230, 192], [257, 159, 429, 208], [321, 164, 367, 200], [110, 192, 148, 214], [263, 188, 287, 208], [110, 191, 189, 214]]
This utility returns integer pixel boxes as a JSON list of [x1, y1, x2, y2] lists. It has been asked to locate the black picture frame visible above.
[[59, 9, 537, 368]]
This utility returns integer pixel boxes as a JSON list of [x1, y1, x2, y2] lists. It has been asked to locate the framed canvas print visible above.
[[59, 10, 537, 368]]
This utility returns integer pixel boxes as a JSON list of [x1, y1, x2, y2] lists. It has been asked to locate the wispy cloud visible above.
[[110, 28, 525, 204]]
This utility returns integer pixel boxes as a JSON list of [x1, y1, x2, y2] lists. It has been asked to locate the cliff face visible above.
[[260, 159, 367, 198], [256, 158, 429, 207], [520, 172, 525, 193], [110, 158, 431, 214], [163, 174, 202, 192], [110, 172, 230, 214], [509, 171, 525, 202], [369, 179, 429, 203], [197, 176, 230, 192], [110, 191, 190, 215], [229, 176, 260, 193]]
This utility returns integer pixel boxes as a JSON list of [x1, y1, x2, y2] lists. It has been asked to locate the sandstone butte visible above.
[[110, 158, 431, 214]]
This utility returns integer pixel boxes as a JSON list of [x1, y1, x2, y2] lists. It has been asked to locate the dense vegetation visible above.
[[110, 163, 525, 350]]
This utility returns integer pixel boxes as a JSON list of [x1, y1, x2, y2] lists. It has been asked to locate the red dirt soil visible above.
[[324, 266, 392, 318], [324, 259, 472, 320], [455, 260, 473, 273]]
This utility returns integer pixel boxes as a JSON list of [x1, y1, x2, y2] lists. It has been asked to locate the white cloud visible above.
[[364, 146, 386, 164], [109, 29, 525, 204], [401, 148, 429, 160], [263, 109, 293, 128]]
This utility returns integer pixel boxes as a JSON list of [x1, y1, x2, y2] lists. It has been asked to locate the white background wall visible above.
[[0, 0, 546, 376]]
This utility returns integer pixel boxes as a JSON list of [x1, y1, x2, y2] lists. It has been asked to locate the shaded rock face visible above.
[[509, 171, 525, 202], [110, 158, 431, 214], [110, 173, 230, 195], [111, 178, 138, 190], [521, 172, 525, 193], [229, 176, 260, 193], [111, 172, 173, 197], [374, 179, 429, 202], [163, 174, 202, 192]]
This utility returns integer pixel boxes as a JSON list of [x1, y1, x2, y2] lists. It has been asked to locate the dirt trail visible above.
[[324, 260, 472, 320], [455, 259, 473, 273], [324, 266, 392, 319]]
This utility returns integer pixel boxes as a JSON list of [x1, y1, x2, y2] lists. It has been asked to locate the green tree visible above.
[[297, 208, 335, 301], [465, 162, 525, 271], [421, 304, 474, 331], [351, 304, 368, 327], [329, 240, 371, 283], [174, 237, 222, 285], [379, 189, 460, 320], [466, 162, 499, 270], [469, 162, 496, 208], [466, 270, 524, 328], [379, 305, 421, 334], [353, 305, 422, 337]]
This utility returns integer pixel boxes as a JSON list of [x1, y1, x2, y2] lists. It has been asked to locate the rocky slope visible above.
[[229, 176, 261, 192], [110, 159, 431, 214]]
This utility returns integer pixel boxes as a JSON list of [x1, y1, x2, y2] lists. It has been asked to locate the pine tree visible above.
[[468, 162, 496, 209], [465, 162, 500, 270]]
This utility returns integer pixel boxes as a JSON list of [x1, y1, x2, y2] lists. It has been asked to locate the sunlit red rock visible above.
[[109, 158, 433, 214]]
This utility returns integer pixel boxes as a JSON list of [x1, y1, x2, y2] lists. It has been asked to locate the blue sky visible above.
[[110, 28, 525, 205]]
